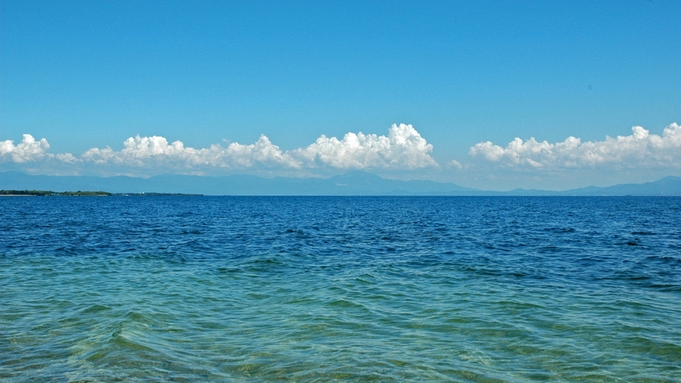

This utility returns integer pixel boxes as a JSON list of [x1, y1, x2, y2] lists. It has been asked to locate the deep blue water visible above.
[[1, 196, 680, 382]]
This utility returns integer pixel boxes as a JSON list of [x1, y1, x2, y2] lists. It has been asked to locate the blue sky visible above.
[[1, 0, 680, 190]]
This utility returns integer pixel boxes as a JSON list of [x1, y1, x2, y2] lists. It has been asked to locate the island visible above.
[[0, 190, 112, 196], [0, 190, 203, 197]]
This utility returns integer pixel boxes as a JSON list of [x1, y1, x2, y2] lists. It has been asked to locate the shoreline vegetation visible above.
[[0, 190, 203, 197]]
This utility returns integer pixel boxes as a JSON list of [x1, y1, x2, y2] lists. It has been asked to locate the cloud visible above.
[[446, 159, 462, 169], [291, 124, 437, 169], [75, 123, 437, 171], [469, 123, 681, 169], [55, 153, 79, 163], [81, 134, 299, 169], [0, 134, 51, 163], [3, 126, 436, 172]]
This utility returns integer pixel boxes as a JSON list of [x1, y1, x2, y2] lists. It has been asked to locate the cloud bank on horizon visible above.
[[469, 123, 681, 170], [2, 123, 680, 178], [1, 124, 436, 173]]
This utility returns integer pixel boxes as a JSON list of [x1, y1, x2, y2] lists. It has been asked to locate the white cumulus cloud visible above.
[[291, 123, 437, 169], [78, 123, 437, 171], [81, 134, 299, 169], [0, 134, 51, 163], [55, 153, 79, 163], [469, 123, 681, 169]]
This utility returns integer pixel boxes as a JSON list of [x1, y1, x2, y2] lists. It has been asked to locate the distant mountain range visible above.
[[1, 171, 680, 196]]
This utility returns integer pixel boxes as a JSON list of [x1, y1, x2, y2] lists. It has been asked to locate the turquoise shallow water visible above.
[[1, 196, 680, 382]]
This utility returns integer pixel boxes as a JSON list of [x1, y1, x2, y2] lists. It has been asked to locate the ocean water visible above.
[[1, 196, 680, 382]]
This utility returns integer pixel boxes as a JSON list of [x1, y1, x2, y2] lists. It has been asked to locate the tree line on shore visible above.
[[0, 190, 112, 196], [0, 190, 203, 196]]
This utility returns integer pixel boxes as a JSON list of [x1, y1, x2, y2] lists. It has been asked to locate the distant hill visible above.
[[559, 176, 681, 196], [1, 171, 680, 196], [0, 171, 474, 196]]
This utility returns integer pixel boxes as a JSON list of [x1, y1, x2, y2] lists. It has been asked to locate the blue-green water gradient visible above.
[[1, 197, 680, 382]]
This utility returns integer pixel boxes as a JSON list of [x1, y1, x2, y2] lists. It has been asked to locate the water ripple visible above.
[[1, 196, 680, 382]]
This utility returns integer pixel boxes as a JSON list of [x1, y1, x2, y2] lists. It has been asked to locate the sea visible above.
[[1, 196, 680, 382]]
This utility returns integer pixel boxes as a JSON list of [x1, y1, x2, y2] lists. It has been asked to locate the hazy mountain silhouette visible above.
[[1, 171, 680, 196]]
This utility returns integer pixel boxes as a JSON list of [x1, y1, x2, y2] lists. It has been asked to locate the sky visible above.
[[1, 0, 680, 190]]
